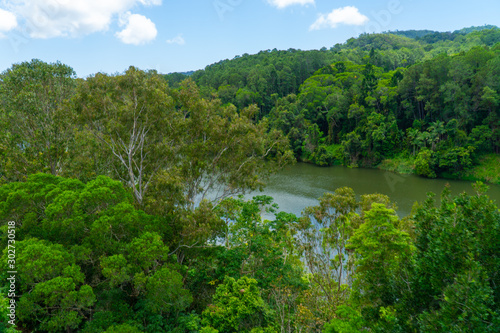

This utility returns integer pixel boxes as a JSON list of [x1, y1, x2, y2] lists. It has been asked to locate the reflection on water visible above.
[[248, 163, 500, 218]]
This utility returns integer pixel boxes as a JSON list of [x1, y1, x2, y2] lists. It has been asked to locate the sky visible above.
[[0, 0, 499, 77]]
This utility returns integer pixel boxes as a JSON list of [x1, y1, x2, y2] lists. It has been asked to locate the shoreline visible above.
[[300, 153, 500, 186]]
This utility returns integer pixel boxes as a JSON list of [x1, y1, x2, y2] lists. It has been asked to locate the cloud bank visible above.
[[310, 6, 369, 30]]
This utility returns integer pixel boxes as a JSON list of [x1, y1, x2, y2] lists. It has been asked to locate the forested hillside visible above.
[[165, 27, 500, 183], [0, 27, 499, 333]]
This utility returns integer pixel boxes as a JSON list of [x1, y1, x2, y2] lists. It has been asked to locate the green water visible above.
[[251, 163, 500, 218]]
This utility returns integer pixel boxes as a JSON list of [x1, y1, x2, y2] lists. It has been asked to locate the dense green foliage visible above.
[[1, 174, 498, 332], [165, 27, 500, 182], [0, 27, 499, 332]]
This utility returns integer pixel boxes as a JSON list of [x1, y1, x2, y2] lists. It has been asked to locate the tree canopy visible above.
[[1, 26, 500, 332]]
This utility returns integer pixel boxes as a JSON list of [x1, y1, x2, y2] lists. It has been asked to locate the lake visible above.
[[249, 163, 500, 218]]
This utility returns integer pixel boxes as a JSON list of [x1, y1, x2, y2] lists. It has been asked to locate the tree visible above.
[[292, 189, 373, 328], [347, 203, 414, 317], [342, 132, 363, 166], [100, 232, 193, 317], [419, 261, 499, 333], [415, 149, 436, 178], [0, 59, 76, 181], [323, 305, 365, 333], [412, 184, 500, 331], [361, 63, 378, 100], [172, 80, 293, 207], [437, 146, 475, 176], [1, 238, 95, 332], [75, 72, 293, 207], [105, 323, 144, 333], [73, 66, 177, 205], [201, 276, 275, 333], [0, 173, 195, 331], [296, 188, 359, 315]]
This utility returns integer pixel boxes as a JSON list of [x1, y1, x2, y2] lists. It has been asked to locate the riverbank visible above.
[[463, 154, 500, 184], [376, 153, 500, 185], [377, 155, 416, 175]]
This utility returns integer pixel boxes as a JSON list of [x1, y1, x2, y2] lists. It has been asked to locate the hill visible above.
[[163, 26, 500, 182]]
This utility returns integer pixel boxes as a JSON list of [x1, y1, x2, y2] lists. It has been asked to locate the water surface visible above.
[[250, 163, 500, 218]]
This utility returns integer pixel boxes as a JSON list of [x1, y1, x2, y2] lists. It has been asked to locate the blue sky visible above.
[[0, 0, 498, 77]]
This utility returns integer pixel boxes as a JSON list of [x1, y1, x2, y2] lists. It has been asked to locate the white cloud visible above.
[[166, 34, 185, 45], [0, 8, 17, 31], [310, 6, 369, 30], [1, 0, 161, 39], [267, 0, 314, 9], [115, 12, 157, 45], [0, 8, 17, 38], [139, 0, 162, 5]]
